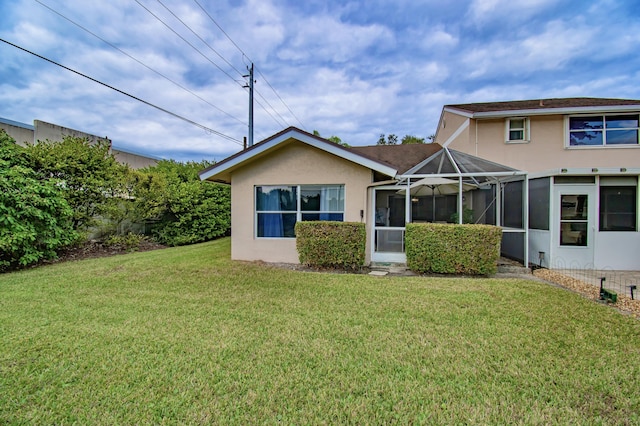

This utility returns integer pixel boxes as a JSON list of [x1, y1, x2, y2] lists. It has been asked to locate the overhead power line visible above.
[[143, 0, 291, 129], [0, 37, 243, 145], [34, 0, 247, 127], [192, 0, 307, 130], [134, 0, 243, 88], [155, 0, 245, 78]]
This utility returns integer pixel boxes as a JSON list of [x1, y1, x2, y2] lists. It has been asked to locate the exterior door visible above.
[[552, 184, 596, 268], [371, 188, 406, 263]]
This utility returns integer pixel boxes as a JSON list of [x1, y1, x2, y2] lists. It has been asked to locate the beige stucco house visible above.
[[435, 98, 640, 270], [199, 127, 526, 266]]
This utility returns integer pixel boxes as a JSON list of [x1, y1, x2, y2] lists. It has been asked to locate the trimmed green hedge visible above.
[[406, 223, 502, 275], [295, 221, 365, 270]]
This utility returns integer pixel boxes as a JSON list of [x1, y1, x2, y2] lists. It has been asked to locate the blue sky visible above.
[[1, 0, 639, 162]]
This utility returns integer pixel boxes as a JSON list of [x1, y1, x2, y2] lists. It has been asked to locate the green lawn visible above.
[[1, 238, 639, 424]]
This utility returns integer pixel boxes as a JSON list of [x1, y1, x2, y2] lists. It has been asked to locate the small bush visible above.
[[406, 223, 502, 275], [295, 222, 365, 270]]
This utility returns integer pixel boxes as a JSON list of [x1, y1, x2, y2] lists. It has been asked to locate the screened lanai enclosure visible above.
[[371, 147, 529, 265]]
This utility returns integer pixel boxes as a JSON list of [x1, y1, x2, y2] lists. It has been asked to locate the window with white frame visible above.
[[568, 114, 640, 147], [255, 184, 345, 238], [505, 118, 529, 143]]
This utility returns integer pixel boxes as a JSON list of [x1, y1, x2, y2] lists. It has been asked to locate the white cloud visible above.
[[421, 27, 459, 49], [467, 0, 559, 24], [461, 18, 596, 78], [277, 14, 394, 63]]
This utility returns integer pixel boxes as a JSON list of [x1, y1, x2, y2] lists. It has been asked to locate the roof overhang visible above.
[[444, 104, 640, 119], [199, 127, 398, 183]]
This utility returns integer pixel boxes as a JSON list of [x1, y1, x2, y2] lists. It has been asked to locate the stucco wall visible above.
[[434, 110, 470, 147], [447, 114, 640, 172], [34, 120, 110, 145], [230, 141, 373, 263], [112, 149, 158, 169], [0, 122, 34, 146]]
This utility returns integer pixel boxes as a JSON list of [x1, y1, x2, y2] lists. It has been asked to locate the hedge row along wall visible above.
[[405, 223, 502, 276], [295, 221, 365, 270]]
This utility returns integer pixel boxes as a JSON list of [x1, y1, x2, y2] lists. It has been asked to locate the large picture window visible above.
[[256, 185, 344, 238], [569, 114, 639, 146]]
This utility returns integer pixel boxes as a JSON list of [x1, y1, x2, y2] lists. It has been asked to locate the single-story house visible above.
[[199, 127, 527, 266]]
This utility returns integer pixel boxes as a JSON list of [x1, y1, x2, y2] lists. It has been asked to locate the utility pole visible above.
[[244, 63, 254, 147]]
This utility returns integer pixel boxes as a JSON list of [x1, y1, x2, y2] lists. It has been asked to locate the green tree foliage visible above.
[[133, 160, 230, 246], [401, 135, 426, 144], [313, 130, 350, 147], [377, 133, 399, 145], [379, 134, 431, 145], [24, 136, 127, 232], [0, 131, 79, 270]]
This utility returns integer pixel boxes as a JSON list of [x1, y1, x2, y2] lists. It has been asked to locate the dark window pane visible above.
[[554, 176, 596, 184], [560, 222, 587, 246], [570, 131, 603, 146], [509, 130, 524, 140], [257, 213, 297, 237], [256, 186, 297, 211], [503, 181, 523, 228], [301, 185, 344, 211], [301, 213, 344, 221], [606, 115, 639, 129], [600, 186, 637, 231], [561, 195, 588, 220], [606, 129, 638, 145], [301, 188, 321, 211], [529, 178, 550, 230], [570, 116, 603, 130], [510, 118, 525, 129]]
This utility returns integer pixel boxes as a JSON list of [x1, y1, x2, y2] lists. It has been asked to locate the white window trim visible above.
[[565, 113, 640, 149], [254, 184, 346, 239], [505, 117, 530, 144]]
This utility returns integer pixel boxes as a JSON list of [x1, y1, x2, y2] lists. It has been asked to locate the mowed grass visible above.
[[1, 239, 639, 424]]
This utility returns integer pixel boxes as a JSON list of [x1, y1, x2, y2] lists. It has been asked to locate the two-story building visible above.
[[435, 98, 640, 270]]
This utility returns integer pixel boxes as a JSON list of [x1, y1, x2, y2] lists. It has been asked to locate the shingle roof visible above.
[[347, 144, 442, 174], [447, 97, 640, 114]]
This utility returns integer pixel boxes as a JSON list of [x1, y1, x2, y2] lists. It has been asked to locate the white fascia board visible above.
[[528, 167, 640, 179], [472, 104, 640, 118], [442, 107, 474, 118], [199, 129, 397, 181]]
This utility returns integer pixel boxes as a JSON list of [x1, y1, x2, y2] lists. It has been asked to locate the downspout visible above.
[[475, 119, 478, 157]]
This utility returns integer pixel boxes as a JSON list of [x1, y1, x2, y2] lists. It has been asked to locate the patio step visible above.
[[369, 262, 414, 276]]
